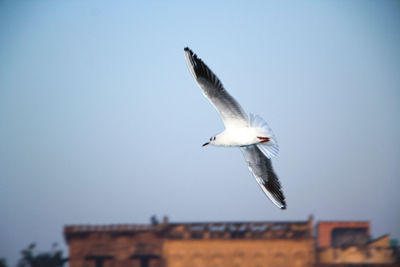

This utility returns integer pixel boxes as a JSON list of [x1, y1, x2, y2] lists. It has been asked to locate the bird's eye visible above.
[[213, 136, 216, 140], [210, 137, 212, 141]]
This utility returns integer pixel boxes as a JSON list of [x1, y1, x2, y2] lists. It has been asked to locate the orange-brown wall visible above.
[[318, 246, 395, 264], [317, 234, 395, 264], [163, 239, 315, 267], [67, 232, 163, 267], [67, 234, 315, 267]]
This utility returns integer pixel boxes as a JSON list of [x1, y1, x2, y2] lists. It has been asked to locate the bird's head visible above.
[[202, 136, 216, 147]]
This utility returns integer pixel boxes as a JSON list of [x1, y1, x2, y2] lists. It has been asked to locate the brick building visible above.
[[316, 221, 397, 265], [64, 217, 399, 267], [64, 216, 315, 267]]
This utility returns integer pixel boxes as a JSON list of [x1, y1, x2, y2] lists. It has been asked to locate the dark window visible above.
[[331, 227, 368, 247], [85, 255, 114, 267]]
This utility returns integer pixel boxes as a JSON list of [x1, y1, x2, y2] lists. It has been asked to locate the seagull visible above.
[[184, 47, 286, 209]]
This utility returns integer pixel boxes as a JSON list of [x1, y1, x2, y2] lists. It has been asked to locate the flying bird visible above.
[[184, 47, 286, 209]]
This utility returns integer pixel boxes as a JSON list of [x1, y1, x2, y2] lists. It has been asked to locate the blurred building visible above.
[[64, 217, 399, 267], [64, 216, 314, 267], [316, 221, 398, 266]]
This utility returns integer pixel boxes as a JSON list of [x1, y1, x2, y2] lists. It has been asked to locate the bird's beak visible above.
[[202, 142, 209, 147]]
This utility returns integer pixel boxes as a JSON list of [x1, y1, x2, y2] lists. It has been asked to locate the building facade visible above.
[[64, 217, 399, 267], [316, 221, 397, 265], [64, 216, 315, 267]]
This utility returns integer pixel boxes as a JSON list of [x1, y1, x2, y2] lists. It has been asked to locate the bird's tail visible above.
[[249, 113, 279, 159]]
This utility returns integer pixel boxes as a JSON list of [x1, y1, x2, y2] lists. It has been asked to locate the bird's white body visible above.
[[210, 113, 279, 158], [214, 127, 266, 147]]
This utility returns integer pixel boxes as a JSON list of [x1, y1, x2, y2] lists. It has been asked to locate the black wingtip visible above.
[[281, 205, 287, 210], [184, 47, 194, 57], [184, 47, 193, 55]]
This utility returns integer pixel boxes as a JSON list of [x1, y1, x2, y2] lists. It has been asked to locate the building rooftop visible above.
[[64, 216, 314, 242]]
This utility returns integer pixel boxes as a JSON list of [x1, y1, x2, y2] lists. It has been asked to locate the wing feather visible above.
[[184, 47, 248, 128], [240, 145, 286, 209]]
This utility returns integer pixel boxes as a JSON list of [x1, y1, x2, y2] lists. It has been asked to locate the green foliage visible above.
[[0, 258, 7, 267], [16, 243, 67, 267]]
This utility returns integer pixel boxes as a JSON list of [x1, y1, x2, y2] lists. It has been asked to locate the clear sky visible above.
[[1, 0, 399, 264]]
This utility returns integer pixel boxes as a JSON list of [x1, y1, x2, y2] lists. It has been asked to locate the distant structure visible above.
[[316, 221, 397, 265], [64, 216, 399, 267], [64, 216, 315, 267]]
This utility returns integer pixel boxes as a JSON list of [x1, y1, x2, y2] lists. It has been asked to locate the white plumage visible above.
[[184, 47, 286, 209]]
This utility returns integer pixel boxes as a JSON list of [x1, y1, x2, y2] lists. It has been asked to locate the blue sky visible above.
[[1, 0, 399, 264]]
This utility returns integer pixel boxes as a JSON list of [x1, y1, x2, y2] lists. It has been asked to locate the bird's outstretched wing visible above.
[[240, 145, 286, 209], [184, 47, 248, 128]]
